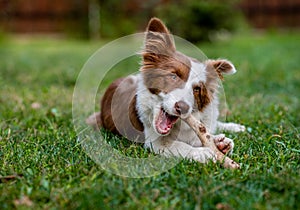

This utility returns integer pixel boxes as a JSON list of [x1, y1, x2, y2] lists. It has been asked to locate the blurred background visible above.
[[0, 0, 299, 42]]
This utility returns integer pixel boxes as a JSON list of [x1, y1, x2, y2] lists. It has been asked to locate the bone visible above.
[[183, 115, 240, 169]]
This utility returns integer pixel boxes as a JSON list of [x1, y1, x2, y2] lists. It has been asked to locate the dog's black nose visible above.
[[175, 101, 190, 115]]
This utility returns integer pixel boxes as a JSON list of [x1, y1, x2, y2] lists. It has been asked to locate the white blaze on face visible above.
[[188, 60, 207, 87], [160, 60, 207, 118]]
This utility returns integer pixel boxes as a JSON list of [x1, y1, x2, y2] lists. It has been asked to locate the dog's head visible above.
[[140, 18, 236, 135]]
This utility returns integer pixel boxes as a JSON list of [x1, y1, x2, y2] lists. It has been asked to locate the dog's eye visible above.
[[193, 87, 201, 93], [170, 74, 177, 80]]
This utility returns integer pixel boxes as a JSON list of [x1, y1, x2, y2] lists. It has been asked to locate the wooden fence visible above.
[[0, 0, 299, 35], [0, 0, 88, 33], [239, 0, 300, 28]]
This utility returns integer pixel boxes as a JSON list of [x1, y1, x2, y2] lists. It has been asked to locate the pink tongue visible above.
[[159, 112, 172, 131]]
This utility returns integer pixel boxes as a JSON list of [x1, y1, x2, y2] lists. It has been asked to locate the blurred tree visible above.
[[155, 0, 243, 42], [89, 0, 101, 39], [97, 0, 162, 38], [96, 0, 243, 42]]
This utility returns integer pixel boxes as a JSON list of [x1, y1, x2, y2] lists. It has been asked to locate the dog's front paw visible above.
[[213, 134, 234, 155], [217, 122, 246, 133], [231, 123, 246, 132], [224, 123, 246, 132], [187, 147, 216, 163]]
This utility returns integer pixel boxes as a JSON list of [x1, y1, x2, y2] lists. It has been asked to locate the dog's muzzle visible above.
[[174, 100, 190, 115]]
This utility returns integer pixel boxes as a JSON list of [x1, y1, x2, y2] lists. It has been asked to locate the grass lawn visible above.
[[0, 32, 299, 209]]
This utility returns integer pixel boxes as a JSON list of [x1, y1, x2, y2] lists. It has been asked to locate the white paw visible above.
[[232, 123, 246, 132], [225, 123, 245, 133], [213, 134, 234, 155], [187, 147, 216, 163]]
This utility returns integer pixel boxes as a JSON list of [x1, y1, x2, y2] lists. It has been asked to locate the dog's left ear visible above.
[[143, 18, 176, 56], [147, 18, 170, 34], [206, 59, 236, 79]]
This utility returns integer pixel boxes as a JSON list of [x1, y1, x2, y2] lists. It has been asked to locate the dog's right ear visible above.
[[142, 18, 176, 67]]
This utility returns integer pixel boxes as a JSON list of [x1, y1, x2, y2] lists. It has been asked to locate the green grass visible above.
[[0, 32, 299, 209]]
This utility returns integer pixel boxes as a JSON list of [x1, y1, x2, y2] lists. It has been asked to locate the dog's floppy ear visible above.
[[206, 59, 237, 80], [142, 18, 176, 65]]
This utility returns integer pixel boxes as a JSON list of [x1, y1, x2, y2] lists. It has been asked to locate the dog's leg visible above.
[[213, 134, 234, 155], [145, 139, 216, 163], [86, 112, 102, 130], [217, 121, 245, 133]]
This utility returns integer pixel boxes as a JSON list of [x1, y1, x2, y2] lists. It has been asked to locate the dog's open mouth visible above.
[[155, 108, 179, 135]]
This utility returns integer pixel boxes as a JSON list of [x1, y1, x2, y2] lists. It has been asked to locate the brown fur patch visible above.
[[144, 18, 175, 55], [141, 18, 191, 94], [206, 59, 235, 80], [212, 60, 233, 74], [147, 18, 170, 34], [100, 78, 124, 135], [142, 52, 191, 94], [201, 60, 222, 111], [100, 77, 144, 141], [193, 59, 234, 113], [193, 82, 211, 112], [129, 95, 144, 132]]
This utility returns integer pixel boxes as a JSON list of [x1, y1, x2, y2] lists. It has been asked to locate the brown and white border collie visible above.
[[87, 18, 245, 163]]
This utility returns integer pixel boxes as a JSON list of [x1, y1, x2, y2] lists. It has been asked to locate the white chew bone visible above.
[[183, 115, 240, 169]]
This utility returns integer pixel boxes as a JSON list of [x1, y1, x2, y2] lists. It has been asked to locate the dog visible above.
[[87, 18, 245, 163]]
